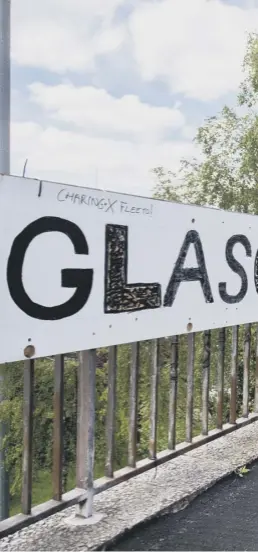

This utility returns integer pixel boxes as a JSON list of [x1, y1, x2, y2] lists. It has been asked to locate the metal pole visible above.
[[0, 0, 10, 174], [0, 0, 11, 520]]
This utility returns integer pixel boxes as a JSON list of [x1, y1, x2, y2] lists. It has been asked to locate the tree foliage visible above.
[[153, 32, 258, 215]]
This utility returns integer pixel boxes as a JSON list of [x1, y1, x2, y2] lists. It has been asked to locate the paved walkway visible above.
[[112, 462, 258, 551]]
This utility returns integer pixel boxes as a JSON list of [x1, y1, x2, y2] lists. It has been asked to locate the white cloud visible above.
[[12, 83, 193, 195], [129, 0, 258, 101], [11, 120, 197, 196], [11, 0, 126, 73], [28, 82, 185, 140], [12, 0, 240, 196], [11, 0, 258, 102]]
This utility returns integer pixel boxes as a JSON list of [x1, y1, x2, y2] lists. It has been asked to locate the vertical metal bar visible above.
[[255, 324, 258, 413], [0, 0, 10, 174], [105, 346, 117, 478], [168, 336, 178, 449], [22, 359, 34, 516], [186, 333, 195, 443], [149, 339, 160, 460], [230, 326, 238, 424], [0, 365, 8, 520], [53, 355, 64, 501], [202, 330, 211, 436], [217, 327, 225, 430], [76, 349, 96, 518], [243, 323, 251, 418], [128, 342, 139, 468], [0, 0, 11, 521]]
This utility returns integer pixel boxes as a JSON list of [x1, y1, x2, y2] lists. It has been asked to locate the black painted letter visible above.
[[254, 250, 258, 294], [164, 230, 214, 307], [219, 234, 251, 304], [104, 224, 161, 313], [7, 217, 93, 320]]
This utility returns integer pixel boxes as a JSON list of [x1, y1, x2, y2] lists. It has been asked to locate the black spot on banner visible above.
[[104, 224, 161, 313]]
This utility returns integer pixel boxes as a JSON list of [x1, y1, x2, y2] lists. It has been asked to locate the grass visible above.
[[9, 461, 106, 516]]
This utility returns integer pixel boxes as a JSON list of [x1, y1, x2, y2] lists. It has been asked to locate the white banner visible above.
[[0, 174, 257, 362]]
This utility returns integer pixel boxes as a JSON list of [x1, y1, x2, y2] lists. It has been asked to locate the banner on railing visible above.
[[0, 173, 258, 362]]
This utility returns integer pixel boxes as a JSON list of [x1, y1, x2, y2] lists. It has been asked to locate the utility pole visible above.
[[0, 0, 10, 175], [0, 0, 11, 520]]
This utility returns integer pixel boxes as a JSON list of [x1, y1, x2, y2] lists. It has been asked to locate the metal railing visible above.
[[0, 323, 258, 537]]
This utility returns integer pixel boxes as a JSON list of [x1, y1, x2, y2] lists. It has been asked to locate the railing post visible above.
[[128, 342, 139, 468], [105, 346, 117, 478], [255, 324, 258, 413], [53, 355, 64, 501], [168, 336, 178, 449], [186, 333, 195, 443], [243, 323, 251, 418], [76, 350, 96, 519], [202, 330, 211, 436], [217, 328, 225, 430], [230, 326, 238, 424], [22, 359, 34, 515], [0, 364, 9, 521], [149, 340, 160, 459]]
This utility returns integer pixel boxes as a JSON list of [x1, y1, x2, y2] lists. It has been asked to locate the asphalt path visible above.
[[110, 461, 258, 551]]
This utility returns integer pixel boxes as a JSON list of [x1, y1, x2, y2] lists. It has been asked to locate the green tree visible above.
[[153, 32, 258, 215]]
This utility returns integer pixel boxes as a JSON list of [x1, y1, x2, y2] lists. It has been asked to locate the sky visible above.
[[9, 0, 258, 197]]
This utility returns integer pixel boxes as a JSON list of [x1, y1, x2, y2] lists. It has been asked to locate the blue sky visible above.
[[10, 0, 258, 196]]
